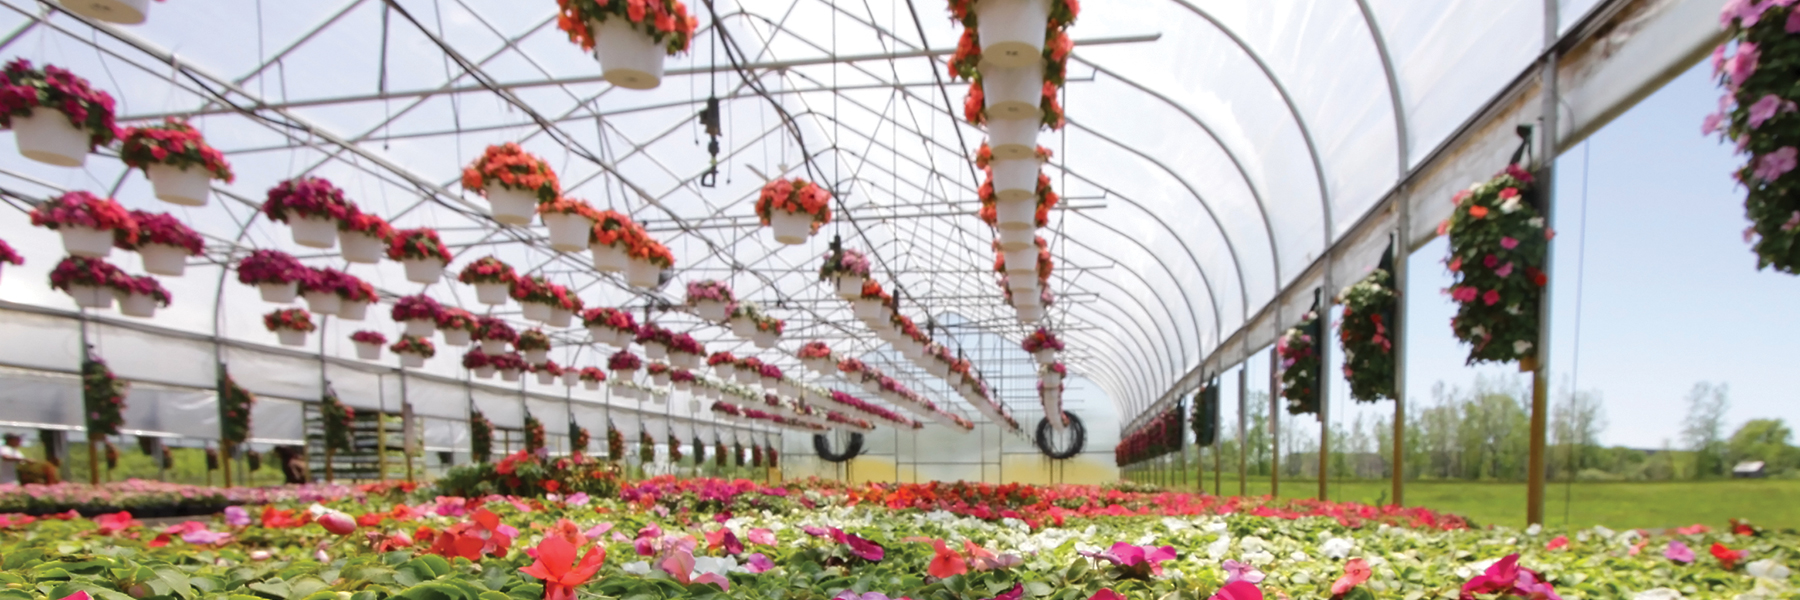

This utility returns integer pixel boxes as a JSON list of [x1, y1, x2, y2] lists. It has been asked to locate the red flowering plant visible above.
[[391, 294, 443, 323], [977, 169, 1060, 228], [475, 316, 519, 345], [524, 413, 547, 453], [350, 330, 388, 345], [30, 191, 138, 241], [755, 315, 786, 336], [1440, 164, 1546, 367], [118, 118, 233, 181], [217, 373, 255, 447], [458, 256, 517, 286], [537, 196, 600, 219], [669, 332, 704, 356], [685, 278, 735, 306], [299, 268, 368, 301], [990, 236, 1054, 285], [646, 362, 671, 378], [390, 335, 436, 358], [818, 247, 872, 280], [82, 358, 127, 440], [489, 352, 528, 373], [1338, 266, 1398, 402], [236, 249, 305, 286], [635, 322, 674, 348], [859, 279, 893, 304], [1277, 309, 1320, 416], [708, 351, 737, 367], [461, 348, 492, 370], [0, 239, 22, 266], [798, 341, 833, 360], [837, 356, 867, 374], [517, 328, 552, 352], [582, 306, 638, 336], [461, 143, 561, 203], [755, 178, 834, 229], [437, 307, 478, 334], [628, 229, 676, 268], [1712, 3, 1800, 272], [0, 59, 120, 149], [608, 349, 642, 372], [1021, 327, 1064, 353], [339, 206, 395, 239], [117, 210, 202, 255], [49, 256, 124, 293], [963, 77, 1067, 131], [386, 228, 453, 262], [262, 177, 352, 224], [555, 0, 698, 56], [263, 308, 315, 333], [671, 369, 696, 384], [114, 274, 171, 307], [590, 209, 639, 251], [579, 366, 607, 383]]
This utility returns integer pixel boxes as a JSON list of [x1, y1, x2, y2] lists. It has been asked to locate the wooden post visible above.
[[87, 438, 99, 484], [1238, 367, 1247, 496], [1318, 281, 1333, 502], [1393, 206, 1411, 507], [1270, 349, 1280, 498], [324, 445, 335, 483], [221, 442, 233, 488], [1527, 10, 1561, 524]]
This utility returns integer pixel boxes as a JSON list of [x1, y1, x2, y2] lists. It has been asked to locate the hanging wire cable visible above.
[[1563, 140, 1593, 526]]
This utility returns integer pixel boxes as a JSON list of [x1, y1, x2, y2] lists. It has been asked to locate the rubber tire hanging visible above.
[[812, 431, 864, 463], [1034, 412, 1086, 460]]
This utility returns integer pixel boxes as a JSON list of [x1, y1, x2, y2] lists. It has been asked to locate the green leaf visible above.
[[1343, 589, 1376, 600], [416, 556, 451, 579], [285, 577, 329, 600], [156, 567, 195, 599], [248, 580, 292, 599]]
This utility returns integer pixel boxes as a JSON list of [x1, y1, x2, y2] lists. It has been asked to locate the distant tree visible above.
[[1551, 378, 1607, 478], [1681, 382, 1731, 478], [1726, 418, 1798, 474]]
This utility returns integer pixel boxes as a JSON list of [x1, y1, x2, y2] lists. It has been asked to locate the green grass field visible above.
[[1159, 475, 1800, 531]]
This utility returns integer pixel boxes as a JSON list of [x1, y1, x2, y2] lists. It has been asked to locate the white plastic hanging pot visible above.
[[402, 259, 445, 284], [524, 349, 549, 366], [289, 215, 339, 249], [543, 213, 596, 253], [57, 0, 148, 24], [480, 339, 508, 355], [974, 0, 1050, 68], [563, 371, 580, 386], [1017, 304, 1044, 323], [713, 363, 735, 379], [780, 381, 798, 398], [119, 292, 156, 318], [672, 352, 699, 370], [138, 244, 188, 277], [590, 18, 666, 90], [804, 357, 833, 375], [861, 379, 881, 394], [852, 299, 883, 320], [303, 291, 341, 315], [277, 329, 308, 347], [625, 258, 661, 288], [694, 300, 729, 322], [903, 340, 927, 359], [769, 210, 814, 245], [986, 118, 1041, 161], [644, 342, 668, 360], [355, 342, 381, 361], [760, 376, 778, 391], [59, 226, 114, 258], [548, 307, 573, 328], [729, 317, 757, 338], [145, 163, 211, 207], [485, 185, 538, 226], [981, 63, 1044, 121], [590, 242, 628, 272], [835, 275, 864, 299], [338, 231, 384, 264], [1014, 290, 1041, 308], [500, 368, 521, 382], [1033, 349, 1055, 365], [521, 301, 552, 323], [995, 197, 1036, 230], [1044, 373, 1063, 388], [991, 158, 1039, 202], [442, 328, 472, 347], [536, 371, 556, 385], [583, 379, 600, 391], [1003, 247, 1038, 275], [928, 361, 950, 378], [401, 354, 426, 369], [586, 327, 614, 347], [259, 281, 299, 304], [997, 226, 1034, 251], [473, 365, 497, 379], [734, 369, 758, 385], [652, 373, 671, 387], [338, 300, 369, 321], [1043, 396, 1064, 430], [753, 331, 777, 349], [13, 108, 88, 167], [405, 318, 437, 338], [475, 282, 509, 305]]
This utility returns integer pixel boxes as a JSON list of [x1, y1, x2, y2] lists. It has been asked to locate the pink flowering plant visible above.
[[438, 307, 478, 333], [299, 268, 370, 301], [339, 207, 395, 239], [608, 350, 642, 372], [818, 247, 872, 280], [262, 177, 352, 224], [798, 341, 832, 360], [1439, 165, 1547, 367], [669, 332, 704, 356], [461, 348, 492, 370], [386, 228, 454, 263], [458, 256, 517, 285], [582, 306, 638, 334], [235, 250, 305, 285], [1713, 1, 1800, 272], [755, 178, 834, 230], [350, 330, 388, 345], [30, 191, 138, 241], [1021, 328, 1063, 353], [118, 118, 233, 181], [1337, 267, 1397, 402], [390, 335, 436, 358], [0, 239, 21, 266], [391, 294, 443, 323], [114, 274, 171, 307], [0, 59, 119, 149], [49, 256, 124, 292], [685, 279, 735, 306], [1276, 310, 1320, 416], [475, 316, 519, 345], [262, 308, 315, 333], [117, 210, 203, 255]]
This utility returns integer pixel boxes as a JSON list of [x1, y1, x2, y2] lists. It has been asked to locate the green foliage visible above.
[[1720, 4, 1800, 272], [1442, 165, 1546, 366], [1728, 419, 1800, 475], [320, 393, 354, 453], [1276, 311, 1320, 416], [1337, 268, 1397, 403], [434, 451, 620, 498], [469, 412, 493, 464], [82, 358, 128, 441], [218, 373, 255, 446]]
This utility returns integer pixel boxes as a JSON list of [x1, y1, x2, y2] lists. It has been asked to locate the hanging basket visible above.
[[644, 342, 668, 360], [769, 210, 815, 245], [835, 275, 865, 298], [1033, 349, 1056, 365], [981, 63, 1045, 121], [543, 213, 596, 252], [339, 231, 384, 264], [537, 370, 557, 385], [475, 282, 509, 305], [499, 368, 522, 382], [258, 281, 299, 304], [524, 349, 549, 366], [997, 224, 1034, 251], [591, 242, 628, 272], [146, 164, 211, 207], [473, 365, 497, 379], [583, 379, 600, 391], [671, 351, 699, 370], [138, 244, 188, 277], [974, 0, 1050, 68], [354, 342, 381, 361], [521, 301, 552, 323], [713, 362, 736, 379], [401, 258, 445, 284], [13, 109, 89, 167], [927, 361, 950, 378], [276, 329, 308, 347], [987, 117, 1041, 161], [695, 300, 729, 322], [804, 357, 833, 375], [443, 329, 472, 346], [625, 258, 661, 288], [1003, 247, 1038, 276], [303, 291, 341, 316], [991, 158, 1039, 202], [57, 0, 149, 25], [651, 372, 671, 387], [118, 292, 156, 318], [289, 215, 339, 249], [339, 300, 369, 321], [590, 18, 666, 90], [563, 371, 580, 386], [587, 327, 620, 347], [753, 331, 778, 349], [480, 339, 508, 355], [485, 185, 538, 226], [548, 307, 573, 328], [404, 318, 437, 338], [734, 369, 758, 385], [995, 197, 1036, 230], [852, 299, 884, 320], [401, 353, 426, 369], [59, 226, 115, 258]]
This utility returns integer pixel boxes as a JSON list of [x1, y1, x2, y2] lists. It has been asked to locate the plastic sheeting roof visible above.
[[0, 0, 1628, 426]]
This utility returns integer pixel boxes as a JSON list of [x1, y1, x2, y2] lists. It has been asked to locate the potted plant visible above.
[[391, 294, 443, 338], [298, 267, 352, 316], [671, 368, 696, 392], [236, 249, 306, 303], [708, 351, 737, 378], [753, 315, 784, 349], [474, 316, 519, 355], [538, 197, 599, 252], [588, 209, 638, 272], [685, 279, 735, 322], [554, 0, 698, 90], [579, 366, 607, 390], [1713, 9, 1800, 273], [118, 210, 201, 276], [59, 0, 157, 25], [754, 178, 833, 245], [0, 239, 21, 283], [518, 328, 552, 365], [512, 275, 558, 323], [1441, 164, 1546, 370], [0, 59, 119, 167], [1021, 327, 1062, 364], [491, 352, 527, 382], [647, 362, 672, 387], [757, 362, 783, 391], [853, 280, 891, 321], [458, 256, 517, 305], [336, 273, 378, 321], [980, 165, 1059, 233], [30, 191, 137, 258], [390, 335, 434, 368], [461, 143, 559, 225], [635, 323, 672, 359], [624, 228, 674, 288], [112, 274, 169, 318], [262, 177, 352, 249], [337, 208, 394, 264], [668, 332, 704, 369], [387, 228, 453, 283], [1277, 310, 1321, 415], [549, 284, 582, 328], [1041, 361, 1066, 389], [437, 307, 478, 347], [735, 357, 763, 385], [581, 306, 637, 347], [1338, 266, 1397, 403], [561, 363, 582, 387], [350, 330, 388, 361], [462, 348, 495, 379], [728, 301, 765, 338], [119, 118, 233, 206], [263, 308, 315, 347], [608, 349, 642, 381], [533, 360, 565, 385]]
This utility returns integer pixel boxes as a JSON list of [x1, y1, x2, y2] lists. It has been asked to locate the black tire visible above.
[[813, 431, 864, 462], [1035, 412, 1086, 460]]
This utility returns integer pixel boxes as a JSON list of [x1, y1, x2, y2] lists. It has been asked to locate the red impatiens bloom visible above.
[[520, 522, 605, 600]]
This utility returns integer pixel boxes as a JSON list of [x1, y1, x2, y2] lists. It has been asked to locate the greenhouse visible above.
[[1, 0, 1797, 599]]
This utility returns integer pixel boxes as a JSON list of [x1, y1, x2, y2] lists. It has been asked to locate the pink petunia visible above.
[[1727, 42, 1760, 87], [1495, 262, 1515, 278], [1781, 211, 1800, 231], [1500, 237, 1520, 250], [1666, 541, 1695, 564], [1747, 94, 1795, 128], [1754, 146, 1798, 182], [1452, 286, 1479, 303], [1789, 8, 1800, 32], [1703, 111, 1727, 135]]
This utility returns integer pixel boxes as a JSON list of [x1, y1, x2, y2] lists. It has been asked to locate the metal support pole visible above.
[[1269, 348, 1280, 497], [1319, 281, 1333, 501], [1238, 367, 1247, 496], [1393, 199, 1411, 506], [1528, 0, 1561, 526]]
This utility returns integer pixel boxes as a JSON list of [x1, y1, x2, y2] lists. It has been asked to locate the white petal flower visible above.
[[1243, 550, 1275, 567], [1319, 537, 1355, 560], [1240, 536, 1267, 553], [1747, 558, 1792, 580], [622, 561, 652, 576], [1633, 589, 1685, 600], [1514, 340, 1534, 354], [1501, 197, 1522, 213], [1207, 536, 1232, 559], [1529, 217, 1545, 228], [1525, 524, 1542, 536]]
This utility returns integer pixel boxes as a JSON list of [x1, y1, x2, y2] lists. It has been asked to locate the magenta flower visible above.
[[223, 505, 250, 527], [844, 532, 885, 562], [1789, 8, 1800, 33], [1460, 554, 1562, 600], [1081, 542, 1177, 578], [1451, 286, 1479, 303], [1500, 236, 1519, 250], [1208, 581, 1262, 600], [748, 528, 776, 546], [744, 552, 774, 574], [1748, 94, 1795, 129], [1495, 262, 1515, 278], [1089, 591, 1124, 600], [1755, 146, 1798, 182], [1727, 42, 1760, 87], [660, 546, 729, 591], [1482, 289, 1501, 306], [1666, 540, 1695, 564]]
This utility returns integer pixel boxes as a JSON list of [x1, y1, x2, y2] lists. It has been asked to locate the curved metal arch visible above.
[[1051, 317, 1154, 415], [1352, 0, 1412, 176]]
